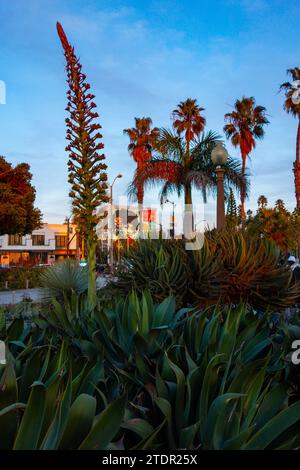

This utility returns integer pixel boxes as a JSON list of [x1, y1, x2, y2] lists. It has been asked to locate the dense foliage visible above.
[[0, 267, 44, 291], [110, 232, 299, 311], [1, 291, 300, 450], [246, 197, 300, 252]]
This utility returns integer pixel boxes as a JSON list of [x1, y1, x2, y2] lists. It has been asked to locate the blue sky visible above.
[[0, 0, 299, 226]]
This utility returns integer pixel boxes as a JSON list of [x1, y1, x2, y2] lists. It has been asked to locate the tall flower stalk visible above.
[[57, 22, 108, 307]]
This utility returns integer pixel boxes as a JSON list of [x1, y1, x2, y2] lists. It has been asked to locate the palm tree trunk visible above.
[[137, 161, 144, 237], [297, 118, 300, 163], [186, 135, 190, 166], [240, 152, 247, 223], [294, 119, 300, 209], [185, 182, 192, 206], [87, 232, 96, 308]]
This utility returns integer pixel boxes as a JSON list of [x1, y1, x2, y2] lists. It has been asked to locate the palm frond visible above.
[[132, 159, 182, 191], [160, 181, 183, 204], [157, 128, 185, 162], [127, 180, 138, 202], [191, 130, 222, 159]]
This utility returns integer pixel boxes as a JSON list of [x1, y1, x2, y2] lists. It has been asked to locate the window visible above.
[[55, 235, 68, 248], [32, 235, 45, 246], [8, 234, 23, 246]]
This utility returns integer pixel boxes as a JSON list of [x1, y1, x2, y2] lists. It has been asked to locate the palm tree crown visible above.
[[280, 67, 300, 119], [124, 117, 159, 165], [224, 96, 268, 157], [172, 98, 206, 144]]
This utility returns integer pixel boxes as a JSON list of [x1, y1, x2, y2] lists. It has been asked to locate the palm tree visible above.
[[224, 96, 269, 222], [132, 128, 247, 230], [172, 98, 206, 207], [280, 67, 300, 208], [257, 195, 268, 209], [124, 117, 159, 231]]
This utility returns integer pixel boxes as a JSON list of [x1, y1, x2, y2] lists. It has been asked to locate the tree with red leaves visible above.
[[0, 156, 42, 236], [224, 96, 269, 223], [56, 22, 108, 306], [124, 117, 159, 232]]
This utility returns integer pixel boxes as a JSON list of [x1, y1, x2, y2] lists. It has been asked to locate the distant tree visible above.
[[0, 156, 42, 236], [257, 195, 268, 209], [57, 22, 108, 307], [280, 67, 300, 208], [224, 96, 269, 222], [226, 188, 238, 227], [247, 198, 300, 252], [275, 199, 287, 213]]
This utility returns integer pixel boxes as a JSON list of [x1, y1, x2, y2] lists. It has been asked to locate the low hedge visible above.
[[0, 267, 45, 291]]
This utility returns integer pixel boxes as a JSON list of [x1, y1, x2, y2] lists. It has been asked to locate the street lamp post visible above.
[[211, 143, 228, 230], [109, 174, 123, 271]]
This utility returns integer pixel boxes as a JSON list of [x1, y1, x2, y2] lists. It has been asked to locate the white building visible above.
[[0, 223, 78, 267]]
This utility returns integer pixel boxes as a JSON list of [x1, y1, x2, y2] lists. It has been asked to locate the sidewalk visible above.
[[0, 276, 109, 305], [0, 288, 44, 305]]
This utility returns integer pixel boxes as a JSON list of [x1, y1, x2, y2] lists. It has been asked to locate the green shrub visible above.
[[0, 349, 125, 449], [111, 231, 299, 311], [40, 260, 88, 300], [0, 267, 44, 291], [2, 288, 300, 450], [94, 290, 191, 385], [109, 239, 189, 304], [191, 230, 299, 310], [124, 304, 300, 450]]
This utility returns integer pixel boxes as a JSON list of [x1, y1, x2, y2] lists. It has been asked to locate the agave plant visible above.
[[112, 230, 300, 311], [94, 290, 191, 386], [109, 239, 190, 304], [127, 304, 300, 450], [190, 230, 300, 310], [271, 309, 300, 403], [40, 292, 97, 359], [40, 259, 88, 300], [0, 337, 126, 450]]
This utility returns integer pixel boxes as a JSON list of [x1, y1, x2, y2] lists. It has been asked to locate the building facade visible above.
[[0, 223, 78, 267]]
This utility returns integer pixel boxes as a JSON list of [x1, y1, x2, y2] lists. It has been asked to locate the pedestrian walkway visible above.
[[0, 276, 109, 305], [0, 288, 44, 305]]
